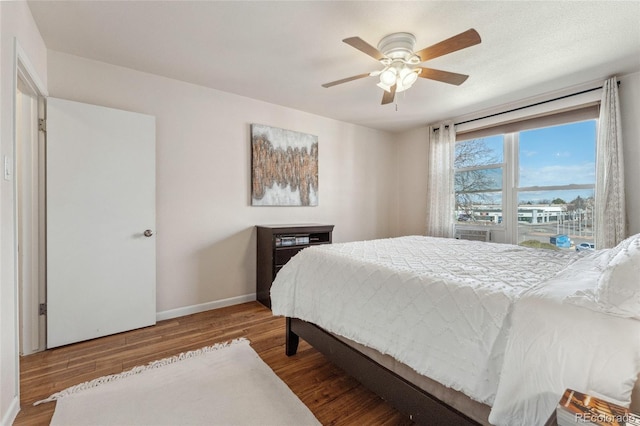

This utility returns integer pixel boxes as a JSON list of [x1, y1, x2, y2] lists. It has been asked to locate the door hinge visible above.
[[38, 118, 46, 132], [39, 303, 47, 315]]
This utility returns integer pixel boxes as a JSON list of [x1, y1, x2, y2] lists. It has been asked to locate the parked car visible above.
[[576, 242, 595, 252]]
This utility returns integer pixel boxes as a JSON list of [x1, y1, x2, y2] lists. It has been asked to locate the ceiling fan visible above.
[[322, 29, 481, 105]]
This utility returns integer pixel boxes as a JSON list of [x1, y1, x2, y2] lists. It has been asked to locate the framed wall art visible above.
[[251, 124, 318, 206]]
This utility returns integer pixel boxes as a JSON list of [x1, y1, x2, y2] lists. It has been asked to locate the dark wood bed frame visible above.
[[285, 317, 481, 426]]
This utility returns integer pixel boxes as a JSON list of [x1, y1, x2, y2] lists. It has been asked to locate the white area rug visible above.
[[36, 338, 320, 425]]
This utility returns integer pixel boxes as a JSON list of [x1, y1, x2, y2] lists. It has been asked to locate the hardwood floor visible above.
[[14, 302, 412, 425]]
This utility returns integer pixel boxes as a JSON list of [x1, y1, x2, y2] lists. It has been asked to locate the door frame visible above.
[[13, 38, 48, 360]]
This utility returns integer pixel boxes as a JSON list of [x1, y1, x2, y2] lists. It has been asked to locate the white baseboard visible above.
[[1, 396, 20, 426], [156, 293, 257, 322]]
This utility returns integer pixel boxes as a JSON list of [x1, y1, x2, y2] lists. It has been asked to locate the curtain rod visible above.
[[433, 80, 620, 131]]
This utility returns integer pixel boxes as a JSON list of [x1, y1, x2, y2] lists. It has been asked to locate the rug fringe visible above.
[[34, 337, 248, 406]]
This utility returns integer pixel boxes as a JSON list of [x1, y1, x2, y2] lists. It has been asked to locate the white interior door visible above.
[[46, 97, 156, 348]]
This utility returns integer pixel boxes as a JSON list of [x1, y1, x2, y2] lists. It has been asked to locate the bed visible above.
[[270, 235, 640, 425]]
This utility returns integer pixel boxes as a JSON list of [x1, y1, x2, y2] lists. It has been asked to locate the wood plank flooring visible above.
[[14, 301, 412, 425]]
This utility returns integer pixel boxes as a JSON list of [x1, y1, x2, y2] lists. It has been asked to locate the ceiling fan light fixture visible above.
[[379, 68, 397, 86], [400, 67, 419, 87]]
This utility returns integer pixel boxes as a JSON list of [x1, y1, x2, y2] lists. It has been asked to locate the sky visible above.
[[519, 120, 596, 189]]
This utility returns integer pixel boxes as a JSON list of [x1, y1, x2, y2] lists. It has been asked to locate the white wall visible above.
[[395, 126, 429, 236], [396, 72, 640, 239], [0, 2, 47, 425], [47, 50, 399, 314]]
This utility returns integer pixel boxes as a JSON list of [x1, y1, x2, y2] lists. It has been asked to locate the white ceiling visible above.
[[28, 1, 640, 133]]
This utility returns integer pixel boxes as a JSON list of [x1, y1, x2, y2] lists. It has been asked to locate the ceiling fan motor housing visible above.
[[377, 32, 417, 61]]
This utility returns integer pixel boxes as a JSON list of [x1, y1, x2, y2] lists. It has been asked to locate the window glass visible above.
[[455, 167, 502, 193], [454, 135, 504, 227], [456, 191, 503, 225], [454, 118, 597, 247], [519, 121, 596, 188], [517, 120, 596, 249], [454, 118, 597, 250], [517, 189, 595, 248], [455, 135, 503, 168]]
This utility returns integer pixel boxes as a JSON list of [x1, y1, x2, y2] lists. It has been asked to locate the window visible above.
[[454, 116, 597, 249]]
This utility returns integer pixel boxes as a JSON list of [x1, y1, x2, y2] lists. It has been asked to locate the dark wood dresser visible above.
[[256, 224, 334, 308]]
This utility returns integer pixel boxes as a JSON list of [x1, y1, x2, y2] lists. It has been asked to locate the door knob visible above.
[[143, 229, 153, 237]]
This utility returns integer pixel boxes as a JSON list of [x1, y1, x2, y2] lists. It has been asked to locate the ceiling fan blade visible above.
[[381, 84, 397, 105], [414, 29, 481, 62], [417, 67, 469, 85], [343, 37, 385, 61], [322, 73, 371, 88]]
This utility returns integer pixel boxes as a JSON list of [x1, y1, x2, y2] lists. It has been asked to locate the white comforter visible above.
[[489, 250, 640, 425], [270, 236, 579, 406]]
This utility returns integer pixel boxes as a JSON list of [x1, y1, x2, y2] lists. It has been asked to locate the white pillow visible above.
[[595, 234, 640, 318]]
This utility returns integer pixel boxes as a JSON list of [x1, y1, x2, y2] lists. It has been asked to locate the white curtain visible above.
[[426, 122, 455, 238], [595, 77, 627, 248]]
